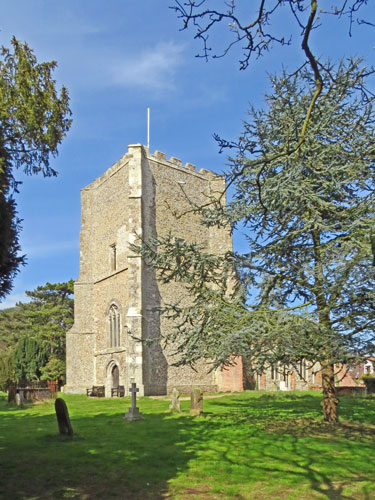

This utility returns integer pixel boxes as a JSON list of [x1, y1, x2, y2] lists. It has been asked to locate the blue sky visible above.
[[0, 0, 373, 308]]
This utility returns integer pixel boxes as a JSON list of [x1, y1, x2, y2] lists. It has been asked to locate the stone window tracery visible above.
[[108, 304, 121, 348]]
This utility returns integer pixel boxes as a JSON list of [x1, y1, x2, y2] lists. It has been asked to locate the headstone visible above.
[[190, 386, 203, 416], [15, 392, 23, 407], [124, 383, 143, 421], [169, 387, 181, 412], [55, 398, 73, 436], [279, 381, 288, 391]]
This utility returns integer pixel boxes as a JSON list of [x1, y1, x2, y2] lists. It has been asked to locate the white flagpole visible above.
[[147, 107, 150, 149]]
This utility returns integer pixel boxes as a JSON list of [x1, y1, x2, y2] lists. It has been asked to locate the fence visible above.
[[7, 380, 58, 403]]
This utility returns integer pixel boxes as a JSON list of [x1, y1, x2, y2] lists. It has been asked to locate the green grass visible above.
[[1, 391, 375, 499]]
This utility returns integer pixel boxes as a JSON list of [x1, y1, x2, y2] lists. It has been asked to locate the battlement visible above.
[[84, 144, 223, 193], [83, 153, 131, 191], [143, 145, 221, 180]]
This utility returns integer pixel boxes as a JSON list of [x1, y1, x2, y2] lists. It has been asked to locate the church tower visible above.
[[65, 144, 243, 396]]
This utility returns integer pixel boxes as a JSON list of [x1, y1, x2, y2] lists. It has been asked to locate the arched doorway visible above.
[[111, 365, 119, 390]]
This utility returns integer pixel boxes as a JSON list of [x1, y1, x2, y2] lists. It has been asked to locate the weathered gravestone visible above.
[[169, 387, 181, 412], [190, 386, 203, 416], [15, 392, 23, 407], [124, 383, 143, 421], [55, 398, 73, 437]]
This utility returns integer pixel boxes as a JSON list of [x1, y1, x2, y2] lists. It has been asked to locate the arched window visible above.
[[108, 304, 121, 348]]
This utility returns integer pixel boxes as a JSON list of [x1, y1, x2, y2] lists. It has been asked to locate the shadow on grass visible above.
[[203, 394, 375, 499], [251, 425, 375, 500], [205, 391, 375, 424], [0, 400, 196, 499], [204, 392, 323, 424], [1, 393, 375, 500]]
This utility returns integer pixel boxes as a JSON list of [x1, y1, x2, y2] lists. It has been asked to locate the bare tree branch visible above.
[[169, 1, 373, 217]]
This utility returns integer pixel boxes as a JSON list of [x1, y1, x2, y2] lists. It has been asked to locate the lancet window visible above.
[[110, 243, 117, 271], [108, 304, 121, 348]]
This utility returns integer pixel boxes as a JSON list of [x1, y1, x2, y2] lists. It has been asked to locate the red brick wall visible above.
[[336, 365, 357, 387], [219, 357, 244, 392], [259, 373, 266, 390], [316, 371, 322, 385], [290, 372, 296, 390]]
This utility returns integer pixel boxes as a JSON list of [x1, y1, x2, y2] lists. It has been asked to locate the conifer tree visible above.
[[0, 280, 74, 384], [0, 38, 72, 299], [139, 59, 375, 422], [24, 280, 74, 360], [13, 336, 47, 382]]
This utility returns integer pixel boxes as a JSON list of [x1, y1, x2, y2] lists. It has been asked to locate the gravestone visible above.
[[55, 398, 73, 436], [124, 383, 143, 421], [15, 392, 23, 407], [190, 386, 203, 416], [169, 387, 181, 412]]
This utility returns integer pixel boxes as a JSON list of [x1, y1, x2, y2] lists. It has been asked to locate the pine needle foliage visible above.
[[138, 59, 375, 421], [13, 336, 48, 382], [23, 280, 74, 360], [0, 280, 74, 384], [224, 59, 375, 362], [0, 38, 72, 299]]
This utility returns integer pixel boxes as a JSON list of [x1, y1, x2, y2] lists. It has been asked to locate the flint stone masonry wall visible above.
[[66, 332, 95, 394], [65, 144, 244, 396]]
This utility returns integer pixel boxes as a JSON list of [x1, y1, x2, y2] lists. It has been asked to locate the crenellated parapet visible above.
[[142, 145, 224, 181], [85, 144, 224, 192], [83, 153, 131, 191]]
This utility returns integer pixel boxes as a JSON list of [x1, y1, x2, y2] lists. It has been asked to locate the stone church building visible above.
[[65, 144, 244, 396]]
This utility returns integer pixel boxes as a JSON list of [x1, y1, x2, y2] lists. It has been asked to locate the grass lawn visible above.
[[1, 390, 375, 500]]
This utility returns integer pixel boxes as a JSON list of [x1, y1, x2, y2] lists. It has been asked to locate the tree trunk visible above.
[[311, 229, 339, 422], [321, 363, 339, 422]]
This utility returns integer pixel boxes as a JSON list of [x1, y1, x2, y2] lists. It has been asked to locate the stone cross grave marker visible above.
[[124, 382, 143, 421], [169, 387, 181, 412], [190, 386, 203, 416], [55, 398, 73, 437]]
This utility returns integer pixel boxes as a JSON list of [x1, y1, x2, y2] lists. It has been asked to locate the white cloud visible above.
[[110, 41, 185, 91]]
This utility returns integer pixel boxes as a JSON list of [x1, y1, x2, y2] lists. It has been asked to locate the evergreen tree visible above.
[[0, 38, 72, 299], [139, 59, 375, 422], [25, 280, 74, 360], [0, 182, 23, 300], [0, 280, 74, 384], [171, 1, 373, 146], [13, 336, 47, 382], [0, 303, 29, 352], [0, 351, 15, 391], [40, 357, 66, 383]]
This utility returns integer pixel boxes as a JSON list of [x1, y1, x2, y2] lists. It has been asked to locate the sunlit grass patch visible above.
[[1, 391, 375, 499]]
